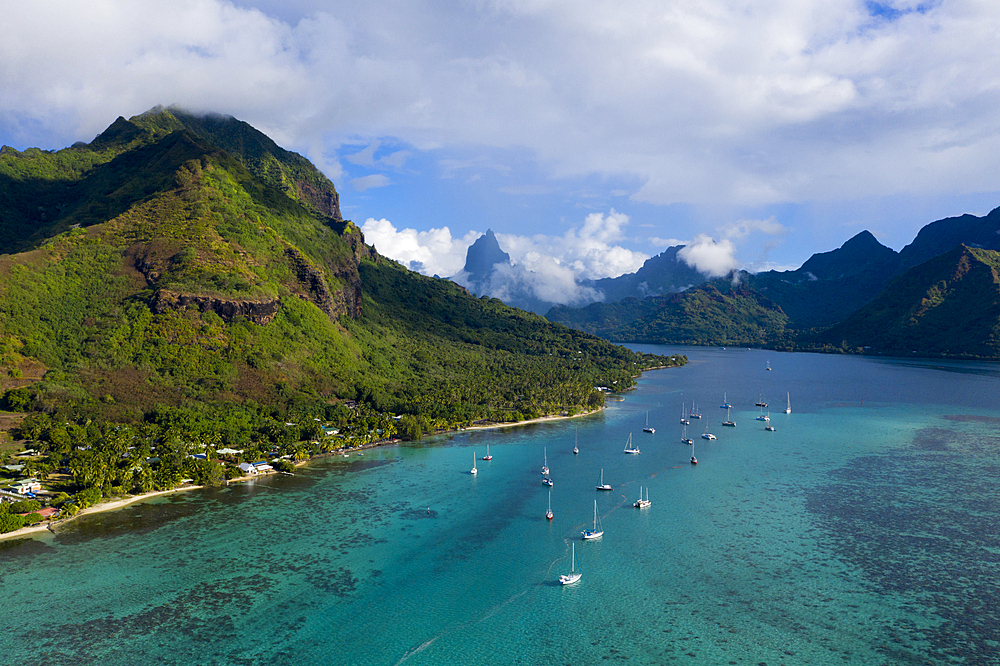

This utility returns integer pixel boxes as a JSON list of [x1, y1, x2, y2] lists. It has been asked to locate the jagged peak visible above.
[[463, 229, 511, 280]]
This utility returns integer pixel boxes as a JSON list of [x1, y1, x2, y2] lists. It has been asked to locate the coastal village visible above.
[[0, 409, 400, 539], [0, 400, 609, 540]]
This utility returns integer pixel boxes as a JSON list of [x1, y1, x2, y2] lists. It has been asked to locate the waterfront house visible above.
[[237, 461, 274, 475]]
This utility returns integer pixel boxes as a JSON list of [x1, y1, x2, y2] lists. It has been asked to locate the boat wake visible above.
[[396, 584, 532, 664], [395, 636, 442, 665]]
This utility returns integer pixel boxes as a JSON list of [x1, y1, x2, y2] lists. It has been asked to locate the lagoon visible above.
[[2, 346, 1000, 664]]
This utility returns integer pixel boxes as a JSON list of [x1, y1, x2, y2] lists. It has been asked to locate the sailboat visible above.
[[690, 438, 698, 464], [471, 452, 478, 475], [722, 406, 736, 427], [623, 433, 641, 454], [701, 423, 716, 440], [582, 499, 603, 539], [559, 543, 582, 584], [681, 423, 692, 445], [678, 405, 688, 427], [765, 418, 776, 432], [633, 486, 651, 508], [756, 407, 769, 422], [573, 428, 579, 454], [766, 360, 772, 371], [596, 468, 612, 491], [755, 392, 768, 407], [785, 392, 792, 414], [546, 490, 553, 520], [720, 392, 732, 409], [543, 476, 553, 486], [541, 447, 549, 476], [689, 401, 702, 419], [482, 444, 492, 460], [645, 411, 657, 433]]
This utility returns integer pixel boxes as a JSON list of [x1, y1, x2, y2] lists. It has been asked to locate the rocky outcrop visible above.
[[297, 181, 342, 221], [284, 245, 340, 317], [150, 290, 280, 324]]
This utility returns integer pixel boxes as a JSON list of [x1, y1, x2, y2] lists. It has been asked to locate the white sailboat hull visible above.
[[559, 572, 582, 584]]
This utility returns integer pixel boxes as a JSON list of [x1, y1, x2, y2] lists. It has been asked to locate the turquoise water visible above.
[[3, 346, 1000, 664]]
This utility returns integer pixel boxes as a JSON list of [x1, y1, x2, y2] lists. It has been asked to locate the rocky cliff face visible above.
[[297, 180, 342, 221], [150, 290, 280, 324]]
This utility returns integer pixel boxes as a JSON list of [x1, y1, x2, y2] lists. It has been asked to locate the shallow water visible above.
[[3, 346, 1000, 664]]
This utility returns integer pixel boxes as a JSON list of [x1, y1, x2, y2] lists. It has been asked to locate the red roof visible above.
[[26, 507, 59, 519]]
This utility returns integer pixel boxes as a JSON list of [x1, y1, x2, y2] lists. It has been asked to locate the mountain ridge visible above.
[[813, 244, 1000, 358]]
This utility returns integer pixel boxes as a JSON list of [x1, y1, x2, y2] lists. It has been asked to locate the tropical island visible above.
[[0, 106, 683, 535]]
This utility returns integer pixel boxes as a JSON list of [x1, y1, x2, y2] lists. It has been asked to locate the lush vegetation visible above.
[[0, 106, 681, 526], [810, 245, 1000, 358], [549, 279, 790, 347]]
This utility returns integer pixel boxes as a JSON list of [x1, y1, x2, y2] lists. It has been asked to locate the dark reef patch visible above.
[[805, 424, 1000, 665]]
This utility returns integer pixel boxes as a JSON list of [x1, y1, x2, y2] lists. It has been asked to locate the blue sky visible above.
[[4, 0, 1000, 300]]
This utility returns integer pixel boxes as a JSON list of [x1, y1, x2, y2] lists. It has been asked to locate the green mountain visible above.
[[897, 206, 1000, 271], [0, 107, 676, 437], [812, 245, 1000, 358], [548, 278, 789, 347], [548, 231, 899, 345], [746, 230, 900, 329]]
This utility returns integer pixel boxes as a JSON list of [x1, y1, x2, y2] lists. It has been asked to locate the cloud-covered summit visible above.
[[362, 210, 652, 311]]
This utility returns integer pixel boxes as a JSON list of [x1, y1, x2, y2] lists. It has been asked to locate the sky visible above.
[[4, 0, 1000, 302]]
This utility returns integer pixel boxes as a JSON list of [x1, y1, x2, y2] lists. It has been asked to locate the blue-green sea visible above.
[[4, 345, 1000, 665]]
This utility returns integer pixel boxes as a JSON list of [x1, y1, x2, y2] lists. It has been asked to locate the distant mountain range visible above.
[[547, 205, 1000, 358], [455, 230, 708, 314], [813, 244, 1000, 358]]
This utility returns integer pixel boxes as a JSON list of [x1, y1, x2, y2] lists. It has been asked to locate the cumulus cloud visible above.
[[361, 210, 647, 307], [481, 260, 602, 308], [360, 218, 479, 276], [496, 209, 647, 282], [4, 0, 1000, 213], [677, 234, 739, 277]]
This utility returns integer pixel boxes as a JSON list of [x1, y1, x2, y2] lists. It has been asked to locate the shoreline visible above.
[[0, 484, 208, 542], [453, 407, 603, 433], [0, 404, 615, 543]]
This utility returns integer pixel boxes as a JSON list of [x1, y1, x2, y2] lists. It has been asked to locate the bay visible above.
[[3, 345, 1000, 664]]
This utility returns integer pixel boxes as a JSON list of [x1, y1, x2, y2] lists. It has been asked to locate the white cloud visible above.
[[720, 216, 788, 241], [346, 140, 380, 167], [677, 234, 739, 277], [483, 260, 602, 307], [496, 209, 647, 280], [345, 139, 412, 169], [350, 174, 391, 191], [360, 218, 479, 276], [5, 0, 1000, 213], [362, 210, 648, 306], [648, 236, 687, 248]]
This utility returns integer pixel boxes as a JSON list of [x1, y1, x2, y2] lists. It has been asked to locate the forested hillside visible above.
[[812, 245, 1000, 358], [0, 107, 678, 519], [548, 279, 789, 347]]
